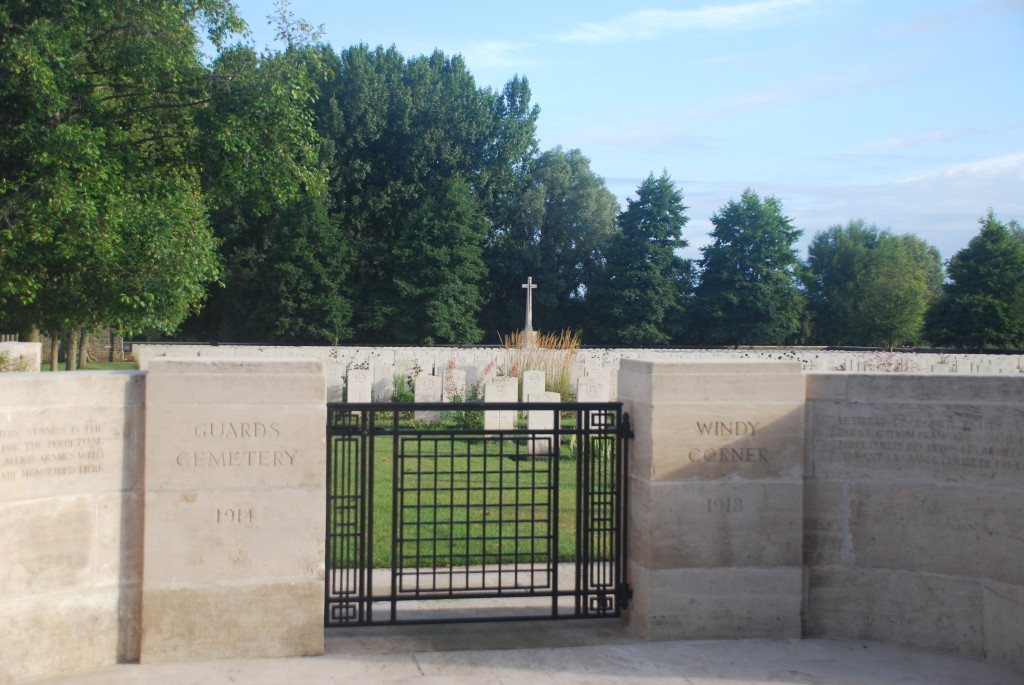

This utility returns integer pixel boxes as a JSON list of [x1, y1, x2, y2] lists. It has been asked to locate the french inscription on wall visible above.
[[0, 421, 111, 484], [812, 403, 1024, 484]]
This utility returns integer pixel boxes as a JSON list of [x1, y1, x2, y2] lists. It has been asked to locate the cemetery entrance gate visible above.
[[325, 401, 631, 626]]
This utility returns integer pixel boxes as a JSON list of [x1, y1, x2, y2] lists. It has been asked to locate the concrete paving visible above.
[[27, 621, 1023, 685]]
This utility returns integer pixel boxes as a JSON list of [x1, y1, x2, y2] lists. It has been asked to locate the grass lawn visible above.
[[38, 361, 139, 371], [329, 413, 618, 570]]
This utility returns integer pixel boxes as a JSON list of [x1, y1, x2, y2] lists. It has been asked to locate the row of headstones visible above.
[[343, 368, 610, 457], [344, 368, 610, 407], [339, 363, 617, 404]]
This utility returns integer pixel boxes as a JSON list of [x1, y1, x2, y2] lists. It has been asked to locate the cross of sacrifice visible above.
[[521, 276, 537, 332]]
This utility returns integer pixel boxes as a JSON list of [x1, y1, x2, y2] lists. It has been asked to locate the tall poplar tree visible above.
[[589, 172, 692, 345], [688, 189, 804, 346], [927, 210, 1024, 349]]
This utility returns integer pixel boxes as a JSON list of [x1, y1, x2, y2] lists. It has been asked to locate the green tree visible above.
[[320, 46, 538, 342], [689, 189, 805, 346], [0, 0, 325, 349], [804, 221, 942, 347], [388, 176, 489, 344], [589, 172, 693, 345], [481, 147, 618, 336], [927, 210, 1024, 350]]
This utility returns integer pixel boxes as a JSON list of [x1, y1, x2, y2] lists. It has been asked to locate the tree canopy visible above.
[[0, 0, 325, 339], [926, 210, 1024, 350], [590, 172, 693, 345], [804, 220, 942, 347], [688, 189, 804, 346]]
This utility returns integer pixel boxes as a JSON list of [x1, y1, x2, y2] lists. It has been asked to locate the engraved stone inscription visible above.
[[687, 418, 769, 465], [177, 421, 296, 468], [813, 405, 1024, 481], [707, 498, 744, 514], [0, 421, 108, 482], [217, 508, 255, 524]]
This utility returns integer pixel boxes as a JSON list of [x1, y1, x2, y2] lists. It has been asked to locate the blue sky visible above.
[[228, 0, 1023, 261]]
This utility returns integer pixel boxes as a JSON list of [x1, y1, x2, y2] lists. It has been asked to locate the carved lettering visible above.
[[176, 449, 297, 467], [688, 447, 768, 463], [707, 498, 743, 514], [0, 421, 109, 483], [217, 508, 255, 524], [818, 408, 1023, 476], [194, 422, 281, 439], [696, 421, 760, 437]]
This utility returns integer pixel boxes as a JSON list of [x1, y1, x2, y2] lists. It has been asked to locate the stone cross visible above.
[[521, 276, 537, 332]]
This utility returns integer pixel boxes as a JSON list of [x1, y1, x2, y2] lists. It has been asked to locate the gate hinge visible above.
[[619, 413, 635, 440], [616, 582, 633, 609]]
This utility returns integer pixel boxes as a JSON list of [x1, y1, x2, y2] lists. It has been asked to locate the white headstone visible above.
[[373, 364, 396, 402], [414, 374, 442, 422], [521, 369, 545, 401], [527, 390, 560, 456], [484, 377, 518, 431], [346, 369, 373, 403], [577, 376, 610, 403]]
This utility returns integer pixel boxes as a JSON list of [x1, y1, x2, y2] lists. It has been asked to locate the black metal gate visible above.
[[325, 401, 630, 626]]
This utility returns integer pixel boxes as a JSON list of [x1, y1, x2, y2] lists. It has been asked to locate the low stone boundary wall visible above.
[[803, 373, 1024, 668], [0, 341, 41, 372], [0, 372, 145, 683], [2, 360, 1021, 682]]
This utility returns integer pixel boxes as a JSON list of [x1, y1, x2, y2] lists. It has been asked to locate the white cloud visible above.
[[462, 41, 537, 69], [845, 128, 988, 155], [883, 0, 1023, 37], [554, 0, 818, 44], [898, 150, 1024, 183]]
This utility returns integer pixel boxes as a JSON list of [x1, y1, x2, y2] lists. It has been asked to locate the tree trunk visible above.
[[65, 329, 79, 371], [78, 328, 89, 369], [49, 336, 60, 372]]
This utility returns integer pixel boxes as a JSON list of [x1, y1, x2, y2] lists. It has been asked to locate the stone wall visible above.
[[803, 373, 1024, 670], [2, 361, 1022, 683], [0, 372, 145, 684]]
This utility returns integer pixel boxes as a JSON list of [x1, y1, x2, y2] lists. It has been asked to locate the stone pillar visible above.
[[140, 359, 326, 663], [619, 359, 805, 640]]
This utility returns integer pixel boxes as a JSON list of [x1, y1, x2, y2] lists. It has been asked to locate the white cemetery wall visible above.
[[140, 359, 325, 663], [619, 359, 805, 641], [0, 372, 145, 684], [803, 373, 1024, 672]]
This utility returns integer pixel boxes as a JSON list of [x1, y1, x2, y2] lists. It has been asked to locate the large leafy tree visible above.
[[927, 210, 1024, 350], [804, 220, 942, 347], [481, 147, 618, 336], [388, 176, 489, 344], [0, 0, 325, 344], [589, 172, 693, 345], [322, 46, 538, 343], [688, 189, 805, 346]]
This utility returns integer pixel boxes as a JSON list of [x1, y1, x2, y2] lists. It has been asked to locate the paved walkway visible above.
[[28, 621, 1022, 685]]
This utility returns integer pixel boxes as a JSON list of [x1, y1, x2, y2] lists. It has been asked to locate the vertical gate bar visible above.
[[550, 404, 561, 616], [324, 413, 333, 625], [361, 408, 373, 624], [390, 407, 400, 623]]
